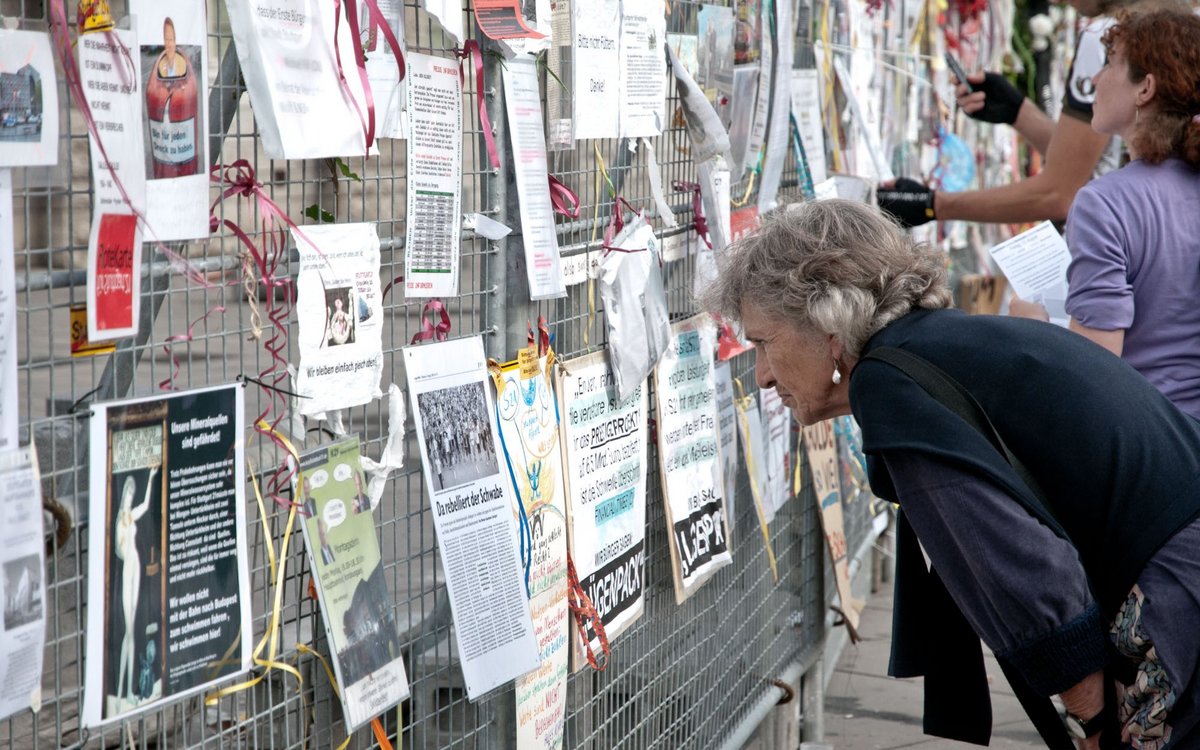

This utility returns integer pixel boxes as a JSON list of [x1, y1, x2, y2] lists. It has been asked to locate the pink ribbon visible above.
[[548, 175, 581, 219], [332, 0, 375, 153], [456, 41, 501, 170], [672, 180, 713, 249], [158, 305, 227, 391], [410, 300, 452, 345], [601, 196, 648, 255]]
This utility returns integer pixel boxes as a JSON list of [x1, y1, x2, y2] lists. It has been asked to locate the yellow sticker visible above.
[[517, 346, 540, 380], [77, 0, 115, 33], [70, 304, 116, 357]]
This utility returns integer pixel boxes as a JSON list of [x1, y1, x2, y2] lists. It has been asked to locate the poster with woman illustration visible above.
[[83, 384, 251, 727], [131, 0, 210, 240]]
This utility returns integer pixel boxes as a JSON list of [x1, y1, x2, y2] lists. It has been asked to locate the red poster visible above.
[[729, 205, 760, 243], [88, 213, 141, 340], [474, 0, 544, 40]]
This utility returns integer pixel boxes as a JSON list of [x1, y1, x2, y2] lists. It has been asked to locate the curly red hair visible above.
[[1103, 10, 1200, 167]]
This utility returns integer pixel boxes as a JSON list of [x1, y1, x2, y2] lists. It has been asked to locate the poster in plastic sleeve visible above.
[[696, 5, 735, 110], [362, 0, 409, 139], [226, 0, 373, 159], [494, 350, 568, 749], [293, 223, 384, 417], [802, 419, 861, 631], [789, 69, 827, 184], [474, 0, 545, 40], [0, 172, 15, 452], [297, 438, 410, 731], [131, 0, 211, 240], [405, 53, 463, 298], [653, 315, 732, 603], [555, 350, 647, 671], [759, 388, 790, 513], [0, 30, 58, 167], [713, 362, 738, 529], [618, 0, 667, 138], [572, 0, 620, 140], [0, 448, 46, 721], [405, 337, 539, 698], [545, 0, 574, 148], [83, 384, 252, 726]]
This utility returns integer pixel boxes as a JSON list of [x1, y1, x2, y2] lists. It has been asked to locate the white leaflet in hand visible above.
[[0, 31, 58, 167], [572, 0, 620, 139], [293, 223, 384, 416], [226, 0, 374, 159], [363, 0, 408, 140], [131, 0, 211, 240], [789, 69, 828, 184], [653, 315, 733, 602], [988, 221, 1071, 326], [759, 388, 790, 513], [0, 172, 15, 452], [757, 0, 795, 213], [405, 337, 539, 698], [713, 362, 738, 531], [502, 57, 566, 300], [619, 0, 667, 137], [641, 138, 678, 228], [405, 53, 463, 298], [422, 0, 466, 44], [0, 448, 47, 721], [358, 383, 407, 511], [79, 29, 147, 217]]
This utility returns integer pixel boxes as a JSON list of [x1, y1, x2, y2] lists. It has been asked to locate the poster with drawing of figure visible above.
[[84, 384, 251, 727]]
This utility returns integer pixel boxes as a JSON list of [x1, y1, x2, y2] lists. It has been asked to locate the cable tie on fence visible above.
[[671, 180, 713, 250], [239, 374, 310, 400], [455, 41, 500, 170], [68, 384, 104, 415]]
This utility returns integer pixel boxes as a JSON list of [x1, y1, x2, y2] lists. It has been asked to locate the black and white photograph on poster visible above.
[[0, 30, 59, 167], [293, 223, 384, 417], [416, 382, 499, 492], [0, 448, 47, 721], [83, 384, 252, 727], [131, 0, 210, 240], [405, 336, 539, 699]]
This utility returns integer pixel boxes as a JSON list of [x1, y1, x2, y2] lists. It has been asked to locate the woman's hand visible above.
[[1008, 296, 1049, 322]]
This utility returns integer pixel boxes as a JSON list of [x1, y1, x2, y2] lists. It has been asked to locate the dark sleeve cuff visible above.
[[997, 603, 1108, 697]]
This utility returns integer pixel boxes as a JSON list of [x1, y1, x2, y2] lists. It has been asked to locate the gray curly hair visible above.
[[698, 199, 951, 358]]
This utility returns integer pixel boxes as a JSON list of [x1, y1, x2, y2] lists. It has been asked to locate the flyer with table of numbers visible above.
[[83, 384, 252, 727], [405, 337, 538, 699], [555, 350, 647, 671], [297, 438, 410, 731], [653, 315, 732, 603]]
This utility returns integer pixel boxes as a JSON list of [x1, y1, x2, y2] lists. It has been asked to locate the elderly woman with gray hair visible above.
[[700, 199, 1200, 750]]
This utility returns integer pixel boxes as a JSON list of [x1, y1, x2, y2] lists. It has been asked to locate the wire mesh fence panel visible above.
[[2, 0, 829, 748]]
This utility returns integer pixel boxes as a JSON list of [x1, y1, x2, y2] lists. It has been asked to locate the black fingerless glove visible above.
[[968, 72, 1025, 125], [876, 178, 936, 228]]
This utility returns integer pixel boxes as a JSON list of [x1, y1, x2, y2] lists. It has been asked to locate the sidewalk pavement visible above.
[[822, 586, 1045, 749]]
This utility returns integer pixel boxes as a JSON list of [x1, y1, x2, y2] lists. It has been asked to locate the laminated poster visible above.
[[297, 439, 410, 731], [556, 350, 647, 671], [0, 171, 15, 452], [571, 0, 620, 140], [712, 362, 738, 530], [696, 5, 734, 111], [226, 0, 373, 159], [502, 58, 566, 300], [802, 419, 861, 631], [405, 337, 539, 698], [131, 0, 211, 240], [759, 388, 791, 514], [494, 350, 568, 749], [653, 315, 732, 603], [474, 0, 545, 40], [363, 0, 409, 140], [84, 384, 252, 726], [742, 1, 770, 175], [87, 213, 142, 343], [292, 222, 384, 417], [757, 0, 795, 213], [618, 0, 667, 138], [544, 0, 574, 148], [0, 448, 47, 721], [0, 30, 58, 168], [405, 53, 463, 298]]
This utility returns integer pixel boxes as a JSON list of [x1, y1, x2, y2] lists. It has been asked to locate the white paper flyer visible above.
[[502, 57, 566, 301], [0, 448, 46, 721], [0, 171, 15, 452], [405, 337, 539, 699], [556, 350, 647, 671], [571, 0, 620, 140], [988, 221, 1071, 326], [653, 315, 732, 603], [84, 384, 252, 726], [78, 28, 147, 218], [759, 387, 790, 514], [293, 223, 384, 417], [757, 0, 795, 212], [226, 0, 373, 159], [131, 0, 211, 240], [789, 69, 828, 184], [297, 438, 410, 731], [713, 362, 738, 529], [0, 30, 58, 168], [618, 0, 667, 138], [494, 350, 569, 749], [405, 53, 463, 298]]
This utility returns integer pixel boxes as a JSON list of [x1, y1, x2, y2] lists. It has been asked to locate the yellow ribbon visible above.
[[818, 0, 843, 173], [732, 378, 779, 582], [730, 168, 758, 208]]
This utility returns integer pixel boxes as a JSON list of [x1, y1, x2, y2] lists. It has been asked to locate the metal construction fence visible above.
[[0, 0, 883, 747]]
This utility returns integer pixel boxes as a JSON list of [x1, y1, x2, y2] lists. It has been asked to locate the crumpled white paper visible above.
[[359, 383, 407, 511]]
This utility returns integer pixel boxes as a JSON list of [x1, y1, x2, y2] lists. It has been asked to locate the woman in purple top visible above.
[[1064, 10, 1200, 420]]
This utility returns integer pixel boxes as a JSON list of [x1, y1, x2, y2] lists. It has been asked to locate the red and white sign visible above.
[[87, 213, 142, 341]]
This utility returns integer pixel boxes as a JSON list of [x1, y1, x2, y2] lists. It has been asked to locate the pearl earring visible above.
[[832, 363, 842, 385], [1136, 106, 1140, 125]]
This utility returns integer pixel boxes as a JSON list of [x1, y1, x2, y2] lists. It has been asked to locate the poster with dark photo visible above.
[[416, 382, 499, 492], [84, 384, 252, 727], [2, 554, 42, 630]]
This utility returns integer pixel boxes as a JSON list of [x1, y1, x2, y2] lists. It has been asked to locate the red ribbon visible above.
[[526, 315, 552, 356], [157, 305, 227, 391], [566, 556, 610, 671], [601, 196, 648, 255], [548, 175, 581, 219], [410, 300, 452, 345], [331, 0, 374, 153], [672, 180, 713, 250], [456, 41, 501, 170]]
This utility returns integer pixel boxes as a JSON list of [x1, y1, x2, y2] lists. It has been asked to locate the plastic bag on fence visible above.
[[599, 214, 671, 402]]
